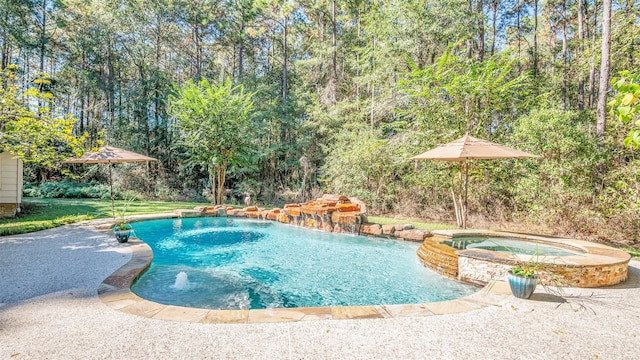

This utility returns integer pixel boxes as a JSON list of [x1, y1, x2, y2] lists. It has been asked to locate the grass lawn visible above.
[[3, 198, 457, 236], [367, 215, 458, 231], [0, 197, 208, 236]]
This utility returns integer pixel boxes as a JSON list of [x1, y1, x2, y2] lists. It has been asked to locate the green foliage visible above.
[[609, 71, 640, 149], [599, 159, 640, 237], [511, 263, 537, 278], [114, 193, 137, 229], [2, 0, 639, 245], [320, 129, 409, 211], [510, 109, 599, 225], [169, 77, 254, 204], [0, 67, 85, 167], [23, 180, 138, 200], [401, 51, 531, 136]]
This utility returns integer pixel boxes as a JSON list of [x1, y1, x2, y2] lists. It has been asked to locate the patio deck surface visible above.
[[1, 222, 638, 359]]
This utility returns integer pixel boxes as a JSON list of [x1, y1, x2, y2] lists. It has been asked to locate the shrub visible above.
[[22, 179, 138, 200]]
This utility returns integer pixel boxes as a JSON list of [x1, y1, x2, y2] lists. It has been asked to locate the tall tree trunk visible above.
[[516, 0, 521, 73], [624, 0, 634, 68], [533, 0, 538, 77], [238, 21, 244, 77], [577, 0, 585, 110], [596, 0, 612, 139], [317, 13, 324, 92], [355, 7, 360, 104], [370, 37, 375, 129], [210, 163, 216, 205], [107, 38, 115, 125], [39, 0, 46, 74], [588, 0, 599, 107], [78, 52, 85, 135], [490, 0, 498, 56], [0, 23, 9, 70], [476, 0, 485, 62], [331, 0, 338, 104], [467, 0, 473, 58], [154, 16, 162, 153], [193, 11, 202, 80], [562, 0, 568, 110], [281, 15, 288, 144]]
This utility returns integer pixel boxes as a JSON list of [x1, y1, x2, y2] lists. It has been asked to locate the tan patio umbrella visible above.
[[410, 134, 538, 228], [64, 146, 157, 218]]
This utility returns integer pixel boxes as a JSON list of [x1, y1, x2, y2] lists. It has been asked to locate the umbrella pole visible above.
[[109, 162, 115, 219], [450, 165, 461, 228], [463, 161, 469, 229]]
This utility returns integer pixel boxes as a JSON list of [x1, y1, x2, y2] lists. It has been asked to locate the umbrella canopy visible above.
[[411, 134, 538, 229], [64, 146, 156, 164], [410, 134, 538, 162], [65, 146, 157, 218]]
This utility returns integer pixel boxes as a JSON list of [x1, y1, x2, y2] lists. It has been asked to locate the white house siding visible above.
[[0, 152, 23, 217]]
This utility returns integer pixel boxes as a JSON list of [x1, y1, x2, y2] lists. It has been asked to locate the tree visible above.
[[596, 0, 612, 139], [610, 71, 640, 149], [0, 66, 84, 168], [169, 78, 253, 204]]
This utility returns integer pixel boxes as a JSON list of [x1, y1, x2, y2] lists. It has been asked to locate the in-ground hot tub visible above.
[[417, 230, 631, 287]]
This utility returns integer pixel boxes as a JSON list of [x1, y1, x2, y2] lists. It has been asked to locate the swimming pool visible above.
[[130, 218, 476, 310]]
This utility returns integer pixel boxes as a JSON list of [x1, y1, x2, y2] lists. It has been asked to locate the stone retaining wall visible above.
[[188, 204, 433, 243], [458, 256, 630, 288], [419, 230, 631, 288]]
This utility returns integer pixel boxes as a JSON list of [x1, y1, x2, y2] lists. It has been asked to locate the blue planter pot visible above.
[[507, 270, 538, 299], [113, 226, 133, 243]]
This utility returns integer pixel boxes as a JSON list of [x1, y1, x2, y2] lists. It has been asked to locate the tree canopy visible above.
[[2, 0, 639, 244], [169, 78, 253, 205], [0, 66, 84, 168]]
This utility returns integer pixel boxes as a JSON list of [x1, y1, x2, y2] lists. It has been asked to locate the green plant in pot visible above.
[[508, 260, 539, 299], [112, 195, 136, 243]]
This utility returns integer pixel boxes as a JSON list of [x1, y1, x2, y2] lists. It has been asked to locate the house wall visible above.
[[0, 152, 23, 217]]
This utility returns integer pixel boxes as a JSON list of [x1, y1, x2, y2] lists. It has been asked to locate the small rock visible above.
[[381, 224, 396, 235]]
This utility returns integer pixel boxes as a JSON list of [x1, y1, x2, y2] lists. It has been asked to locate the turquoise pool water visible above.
[[130, 218, 477, 310]]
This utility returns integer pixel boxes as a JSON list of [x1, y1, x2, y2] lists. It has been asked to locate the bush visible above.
[[23, 179, 135, 200]]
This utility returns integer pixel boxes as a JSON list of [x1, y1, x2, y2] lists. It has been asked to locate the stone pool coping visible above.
[[96, 214, 513, 323]]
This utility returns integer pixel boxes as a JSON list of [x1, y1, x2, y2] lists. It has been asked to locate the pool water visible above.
[[445, 237, 583, 257], [130, 218, 477, 310]]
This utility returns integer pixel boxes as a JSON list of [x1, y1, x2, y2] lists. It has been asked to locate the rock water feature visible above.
[[281, 195, 366, 234], [192, 194, 433, 241]]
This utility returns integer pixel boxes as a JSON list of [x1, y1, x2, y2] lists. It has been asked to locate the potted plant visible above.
[[507, 262, 539, 299], [112, 194, 136, 243]]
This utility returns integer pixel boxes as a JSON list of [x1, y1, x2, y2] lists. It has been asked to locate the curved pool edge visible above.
[[97, 220, 512, 324]]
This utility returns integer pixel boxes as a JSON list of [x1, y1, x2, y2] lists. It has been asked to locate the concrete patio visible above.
[[1, 223, 638, 359]]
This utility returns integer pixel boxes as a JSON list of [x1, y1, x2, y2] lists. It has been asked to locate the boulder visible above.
[[321, 194, 350, 202], [395, 229, 432, 242], [361, 223, 382, 236], [381, 224, 396, 235], [395, 224, 414, 231]]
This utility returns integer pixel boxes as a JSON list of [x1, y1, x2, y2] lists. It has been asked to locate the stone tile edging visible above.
[[97, 222, 511, 324]]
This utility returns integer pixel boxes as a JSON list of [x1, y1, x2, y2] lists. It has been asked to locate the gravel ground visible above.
[[1, 224, 639, 359]]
